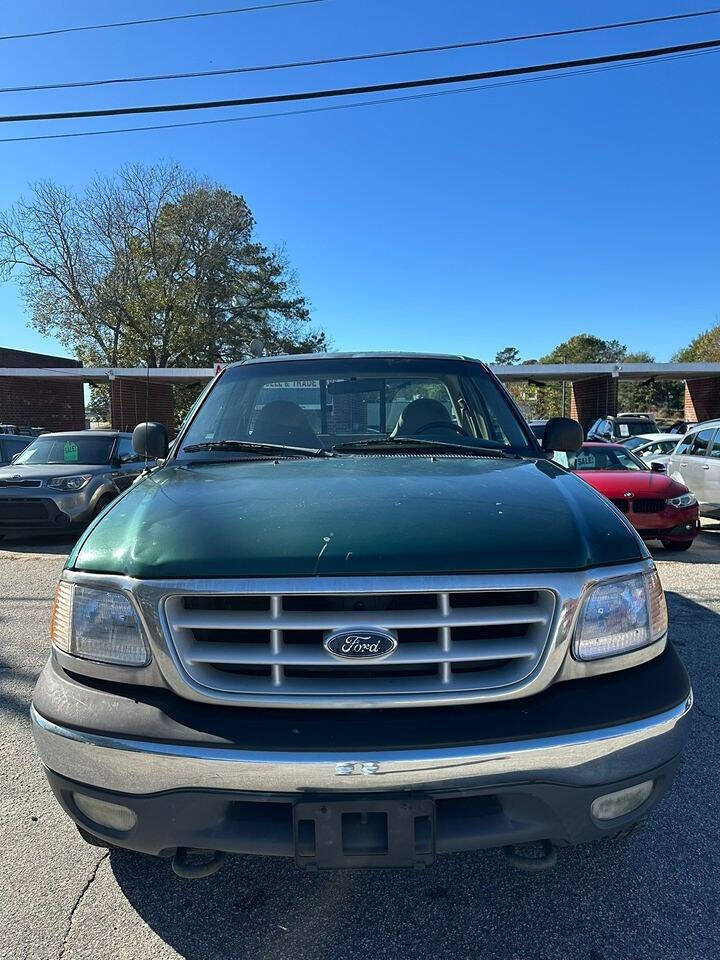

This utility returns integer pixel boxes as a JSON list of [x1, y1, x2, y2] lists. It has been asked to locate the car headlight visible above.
[[50, 581, 150, 666], [47, 474, 92, 491], [573, 568, 667, 661], [666, 492, 697, 508]]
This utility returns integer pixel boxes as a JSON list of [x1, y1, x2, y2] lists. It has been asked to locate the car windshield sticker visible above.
[[575, 452, 595, 469], [619, 424, 630, 436], [63, 441, 79, 462]]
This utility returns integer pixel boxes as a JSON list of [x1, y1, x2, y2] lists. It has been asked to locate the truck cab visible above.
[[31, 353, 691, 875]]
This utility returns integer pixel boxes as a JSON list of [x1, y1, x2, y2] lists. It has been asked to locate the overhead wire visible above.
[[0, 36, 719, 125], [0, 1, 329, 43], [1, 6, 719, 94], [0, 47, 714, 144]]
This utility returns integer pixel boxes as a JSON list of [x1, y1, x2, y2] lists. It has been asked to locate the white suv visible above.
[[668, 420, 720, 518]]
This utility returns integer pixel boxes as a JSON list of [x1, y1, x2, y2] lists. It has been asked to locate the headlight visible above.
[[666, 492, 697, 508], [47, 474, 92, 491], [573, 568, 667, 661], [50, 581, 149, 666]]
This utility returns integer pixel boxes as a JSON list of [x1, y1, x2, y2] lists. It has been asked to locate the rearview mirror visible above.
[[132, 422, 168, 461], [650, 460, 666, 473], [542, 417, 584, 453]]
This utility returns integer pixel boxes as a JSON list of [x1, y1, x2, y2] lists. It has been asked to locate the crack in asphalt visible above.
[[57, 851, 109, 960]]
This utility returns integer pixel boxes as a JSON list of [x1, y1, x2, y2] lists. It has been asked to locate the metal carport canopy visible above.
[[0, 362, 719, 382], [491, 362, 720, 382]]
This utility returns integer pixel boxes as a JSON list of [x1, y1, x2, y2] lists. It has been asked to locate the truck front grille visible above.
[[163, 585, 556, 701]]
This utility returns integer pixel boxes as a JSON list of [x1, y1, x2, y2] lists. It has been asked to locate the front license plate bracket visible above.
[[293, 795, 435, 870]]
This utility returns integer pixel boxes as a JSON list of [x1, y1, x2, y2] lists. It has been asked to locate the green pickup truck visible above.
[[31, 353, 692, 875]]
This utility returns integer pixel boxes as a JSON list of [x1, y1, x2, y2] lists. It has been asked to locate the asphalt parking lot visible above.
[[0, 529, 718, 960]]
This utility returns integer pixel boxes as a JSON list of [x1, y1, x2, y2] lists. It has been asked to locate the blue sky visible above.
[[0, 0, 718, 362]]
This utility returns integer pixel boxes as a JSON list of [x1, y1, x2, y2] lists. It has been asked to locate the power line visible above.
[[0, 46, 714, 145], [1, 36, 719, 125], [2, 47, 715, 146], [3, 47, 714, 146], [3, 6, 720, 95], [0, 0, 328, 43]]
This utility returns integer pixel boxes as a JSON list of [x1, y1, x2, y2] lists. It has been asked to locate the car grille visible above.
[[0, 479, 42, 488], [631, 498, 665, 514], [0, 498, 50, 521], [610, 497, 664, 514], [163, 586, 556, 701]]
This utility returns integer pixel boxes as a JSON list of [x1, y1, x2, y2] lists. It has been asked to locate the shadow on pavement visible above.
[[107, 593, 719, 960], [0, 533, 77, 556]]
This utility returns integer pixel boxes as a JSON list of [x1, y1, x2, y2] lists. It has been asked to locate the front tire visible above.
[[661, 539, 693, 552]]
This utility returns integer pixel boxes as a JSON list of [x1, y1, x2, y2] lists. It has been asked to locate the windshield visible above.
[[619, 420, 658, 437], [14, 435, 115, 466], [621, 436, 647, 450], [178, 357, 537, 459], [552, 445, 646, 471]]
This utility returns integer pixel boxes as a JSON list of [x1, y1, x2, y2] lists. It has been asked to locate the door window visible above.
[[709, 434, 720, 459], [117, 436, 135, 460], [688, 428, 716, 457]]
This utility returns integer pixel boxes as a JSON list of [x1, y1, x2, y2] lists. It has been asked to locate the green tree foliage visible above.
[[0, 163, 327, 420], [674, 323, 720, 361], [494, 346, 521, 365], [617, 351, 683, 416]]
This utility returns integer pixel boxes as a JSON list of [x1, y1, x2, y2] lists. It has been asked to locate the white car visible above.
[[620, 433, 679, 470], [667, 420, 720, 518]]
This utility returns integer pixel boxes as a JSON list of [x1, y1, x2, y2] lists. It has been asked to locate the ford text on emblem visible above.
[[324, 628, 398, 661]]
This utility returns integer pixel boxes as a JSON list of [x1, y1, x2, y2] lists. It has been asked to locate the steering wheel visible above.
[[413, 421, 468, 436]]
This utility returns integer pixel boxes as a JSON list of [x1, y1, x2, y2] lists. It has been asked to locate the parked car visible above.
[[619, 433, 680, 469], [0, 430, 148, 536], [32, 353, 691, 876], [553, 442, 699, 551], [0, 432, 34, 465], [587, 413, 659, 442], [667, 420, 720, 519]]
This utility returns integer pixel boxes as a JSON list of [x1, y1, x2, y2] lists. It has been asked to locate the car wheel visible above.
[[661, 540, 693, 552], [92, 493, 116, 519]]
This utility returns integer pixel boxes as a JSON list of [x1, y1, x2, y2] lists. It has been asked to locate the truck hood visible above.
[[70, 455, 646, 579]]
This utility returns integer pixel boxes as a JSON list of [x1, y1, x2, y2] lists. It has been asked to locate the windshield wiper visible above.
[[182, 439, 331, 458], [332, 437, 518, 458]]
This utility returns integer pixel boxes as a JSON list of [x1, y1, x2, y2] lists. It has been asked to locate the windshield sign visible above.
[[15, 436, 115, 466], [179, 358, 537, 459], [553, 446, 645, 472]]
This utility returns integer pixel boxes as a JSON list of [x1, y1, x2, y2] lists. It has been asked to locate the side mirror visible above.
[[132, 422, 168, 461], [542, 417, 584, 453], [650, 460, 666, 473]]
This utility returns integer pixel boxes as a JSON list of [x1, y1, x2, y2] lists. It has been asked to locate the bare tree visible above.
[[0, 162, 326, 370]]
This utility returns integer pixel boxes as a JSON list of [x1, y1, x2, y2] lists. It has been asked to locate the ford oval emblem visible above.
[[324, 628, 398, 661]]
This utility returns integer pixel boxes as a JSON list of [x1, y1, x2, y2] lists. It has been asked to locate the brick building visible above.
[[0, 346, 85, 431]]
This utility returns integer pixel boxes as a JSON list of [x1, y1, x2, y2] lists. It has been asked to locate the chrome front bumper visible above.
[[31, 692, 692, 796]]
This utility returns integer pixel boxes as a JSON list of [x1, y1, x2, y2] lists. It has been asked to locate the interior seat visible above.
[[390, 398, 453, 437], [251, 400, 319, 448]]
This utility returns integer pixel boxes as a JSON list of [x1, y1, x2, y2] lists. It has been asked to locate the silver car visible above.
[[667, 420, 720, 519], [0, 431, 148, 536]]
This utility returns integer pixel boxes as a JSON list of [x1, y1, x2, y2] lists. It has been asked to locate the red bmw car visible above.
[[553, 442, 700, 551]]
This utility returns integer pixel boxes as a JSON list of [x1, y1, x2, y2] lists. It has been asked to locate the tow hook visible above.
[[502, 840, 557, 872], [171, 847, 226, 878]]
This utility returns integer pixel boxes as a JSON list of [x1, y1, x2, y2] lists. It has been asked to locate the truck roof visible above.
[[231, 351, 478, 367]]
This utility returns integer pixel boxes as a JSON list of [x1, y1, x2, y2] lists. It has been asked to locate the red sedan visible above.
[[553, 442, 700, 551]]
